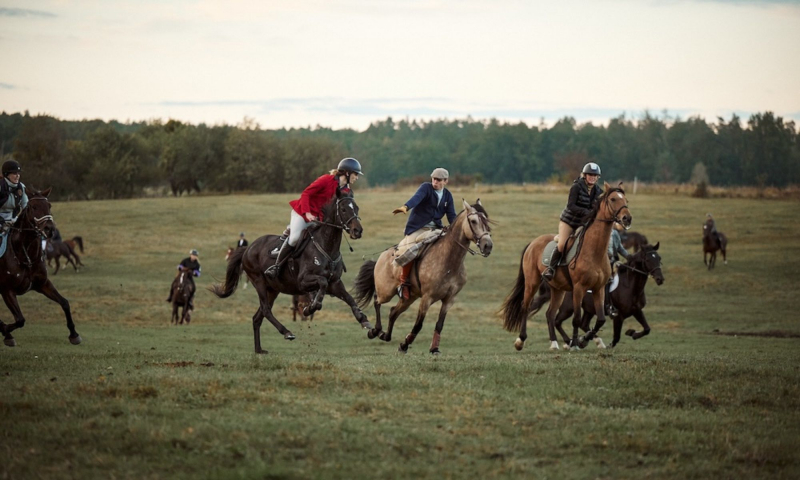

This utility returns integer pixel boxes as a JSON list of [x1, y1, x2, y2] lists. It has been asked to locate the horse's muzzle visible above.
[[350, 223, 363, 240], [620, 214, 632, 229], [479, 237, 493, 256]]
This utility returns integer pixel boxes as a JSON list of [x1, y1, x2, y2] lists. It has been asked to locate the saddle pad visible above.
[[542, 237, 579, 267]]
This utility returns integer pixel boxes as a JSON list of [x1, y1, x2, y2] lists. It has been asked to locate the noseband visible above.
[[317, 197, 361, 233], [599, 189, 630, 228], [454, 211, 491, 257]]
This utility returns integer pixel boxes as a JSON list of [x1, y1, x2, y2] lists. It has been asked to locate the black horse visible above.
[[703, 215, 727, 270], [0, 188, 82, 347], [529, 243, 664, 348], [171, 267, 195, 325], [211, 189, 371, 353]]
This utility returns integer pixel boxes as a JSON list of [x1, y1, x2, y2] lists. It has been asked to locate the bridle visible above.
[[12, 197, 53, 238], [619, 252, 663, 279], [453, 210, 492, 257], [315, 197, 361, 234], [598, 188, 630, 228]]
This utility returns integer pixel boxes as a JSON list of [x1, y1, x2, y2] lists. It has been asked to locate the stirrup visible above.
[[542, 267, 555, 281], [397, 283, 410, 300]]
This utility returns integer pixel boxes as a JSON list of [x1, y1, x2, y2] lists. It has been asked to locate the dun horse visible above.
[[530, 243, 664, 348], [211, 189, 370, 353], [703, 215, 727, 270], [352, 199, 493, 354], [500, 183, 632, 351], [0, 188, 82, 347], [171, 266, 195, 325]]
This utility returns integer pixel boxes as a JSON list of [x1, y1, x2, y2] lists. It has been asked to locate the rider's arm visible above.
[[566, 183, 592, 218], [444, 190, 457, 225], [404, 183, 431, 210], [297, 175, 331, 217]]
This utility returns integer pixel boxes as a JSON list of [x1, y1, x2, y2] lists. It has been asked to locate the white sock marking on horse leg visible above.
[[549, 340, 559, 350], [595, 337, 606, 349]]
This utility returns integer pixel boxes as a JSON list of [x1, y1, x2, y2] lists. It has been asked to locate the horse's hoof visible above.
[[367, 329, 379, 340], [4, 338, 16, 347], [595, 338, 606, 349], [398, 343, 409, 353], [514, 338, 524, 351], [625, 329, 636, 337], [360, 321, 372, 330], [378, 332, 391, 342], [303, 307, 312, 317], [255, 349, 268, 355], [284, 332, 296, 341], [570, 345, 580, 352], [430, 348, 440, 355], [69, 334, 82, 345], [549, 341, 559, 351]]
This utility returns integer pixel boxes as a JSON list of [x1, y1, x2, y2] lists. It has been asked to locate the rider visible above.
[[237, 232, 248, 248], [391, 167, 457, 299], [0, 160, 29, 233], [166, 249, 201, 308], [265, 158, 363, 278], [605, 223, 631, 316], [543, 162, 604, 281]]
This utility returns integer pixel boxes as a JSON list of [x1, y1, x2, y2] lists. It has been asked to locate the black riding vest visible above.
[[560, 177, 603, 228]]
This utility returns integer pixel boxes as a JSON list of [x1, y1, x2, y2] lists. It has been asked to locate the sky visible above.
[[1, 0, 799, 131]]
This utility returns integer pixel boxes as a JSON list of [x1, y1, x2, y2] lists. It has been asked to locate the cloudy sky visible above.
[[1, 0, 799, 130]]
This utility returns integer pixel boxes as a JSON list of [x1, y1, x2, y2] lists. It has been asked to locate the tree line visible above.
[[1, 110, 797, 201]]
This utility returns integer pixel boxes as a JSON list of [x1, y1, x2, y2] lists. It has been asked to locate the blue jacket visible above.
[[403, 183, 457, 236]]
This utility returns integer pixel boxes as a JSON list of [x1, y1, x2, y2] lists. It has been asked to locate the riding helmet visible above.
[[190, 249, 199, 256], [582, 162, 601, 176], [337, 158, 363, 176], [2, 160, 21, 176]]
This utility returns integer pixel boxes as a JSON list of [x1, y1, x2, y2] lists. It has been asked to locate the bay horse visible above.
[[530, 243, 664, 348], [210, 188, 370, 354], [352, 199, 493, 354], [64, 236, 84, 266], [46, 240, 79, 274], [703, 215, 727, 270], [0, 188, 82, 347], [500, 182, 632, 351], [171, 266, 195, 325]]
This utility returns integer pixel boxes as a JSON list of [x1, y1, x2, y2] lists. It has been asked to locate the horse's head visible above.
[[634, 242, 664, 286], [703, 215, 715, 237], [334, 188, 362, 240], [459, 198, 493, 256], [20, 187, 55, 239], [600, 182, 632, 229]]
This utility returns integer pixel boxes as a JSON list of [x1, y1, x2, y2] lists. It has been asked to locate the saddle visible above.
[[269, 229, 313, 259], [393, 230, 444, 267], [541, 226, 584, 268]]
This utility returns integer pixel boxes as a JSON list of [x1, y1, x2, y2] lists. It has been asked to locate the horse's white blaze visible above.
[[595, 337, 606, 349], [616, 192, 624, 199], [549, 340, 560, 350]]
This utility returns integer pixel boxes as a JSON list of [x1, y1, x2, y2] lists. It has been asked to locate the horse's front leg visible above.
[[36, 279, 82, 344], [1, 291, 27, 346], [327, 279, 371, 329], [429, 295, 457, 355], [626, 309, 651, 340], [301, 276, 327, 315], [398, 297, 432, 353], [547, 289, 568, 350], [580, 287, 607, 347]]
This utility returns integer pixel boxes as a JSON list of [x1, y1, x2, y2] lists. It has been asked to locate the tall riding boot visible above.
[[265, 241, 294, 278], [543, 248, 562, 281], [397, 263, 413, 300], [604, 282, 617, 316]]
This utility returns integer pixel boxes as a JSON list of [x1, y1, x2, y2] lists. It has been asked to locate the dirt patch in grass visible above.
[[711, 330, 800, 339]]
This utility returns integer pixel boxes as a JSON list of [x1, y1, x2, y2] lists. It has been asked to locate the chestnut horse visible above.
[[703, 215, 727, 270], [352, 199, 493, 354], [211, 189, 370, 353], [0, 188, 82, 347], [500, 182, 632, 351]]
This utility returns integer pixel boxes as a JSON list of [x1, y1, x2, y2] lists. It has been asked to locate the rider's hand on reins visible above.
[[304, 213, 317, 222], [392, 205, 408, 215]]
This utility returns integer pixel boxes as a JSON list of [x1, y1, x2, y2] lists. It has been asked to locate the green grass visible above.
[[2, 187, 799, 479]]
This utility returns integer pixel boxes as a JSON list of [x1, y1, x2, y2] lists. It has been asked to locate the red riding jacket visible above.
[[289, 174, 339, 221]]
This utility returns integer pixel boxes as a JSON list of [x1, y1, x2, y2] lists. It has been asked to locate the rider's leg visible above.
[[397, 263, 413, 299], [544, 221, 572, 281], [266, 210, 306, 277], [605, 261, 617, 316]]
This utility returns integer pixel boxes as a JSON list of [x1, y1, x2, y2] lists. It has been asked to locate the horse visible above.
[[292, 293, 315, 322], [703, 215, 727, 270], [529, 243, 664, 348], [63, 236, 85, 266], [46, 240, 80, 274], [171, 266, 195, 325], [210, 188, 370, 354], [226, 247, 249, 289], [621, 231, 648, 252], [352, 199, 493, 354], [0, 188, 82, 347], [500, 182, 632, 351]]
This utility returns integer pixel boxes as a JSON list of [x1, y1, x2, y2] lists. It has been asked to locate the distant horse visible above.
[[292, 293, 315, 322], [703, 215, 728, 270], [530, 243, 664, 348], [63, 236, 85, 266], [226, 247, 249, 289], [352, 199, 493, 354], [500, 182, 632, 351], [621, 231, 648, 252], [211, 188, 370, 354], [171, 266, 195, 325], [46, 240, 79, 274], [0, 188, 82, 347]]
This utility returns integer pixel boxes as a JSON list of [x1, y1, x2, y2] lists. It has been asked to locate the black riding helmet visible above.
[[2, 160, 21, 177], [582, 162, 601, 176], [337, 158, 364, 176]]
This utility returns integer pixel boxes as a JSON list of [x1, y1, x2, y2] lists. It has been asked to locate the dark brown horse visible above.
[[703, 215, 727, 270], [500, 182, 632, 351], [46, 240, 80, 274], [64, 236, 84, 266], [352, 199, 493, 354], [621, 231, 648, 252], [530, 243, 664, 348], [211, 189, 370, 353], [171, 266, 195, 325], [0, 188, 82, 347]]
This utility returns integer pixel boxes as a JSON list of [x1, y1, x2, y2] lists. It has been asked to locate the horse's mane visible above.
[[579, 186, 625, 227], [452, 202, 493, 233]]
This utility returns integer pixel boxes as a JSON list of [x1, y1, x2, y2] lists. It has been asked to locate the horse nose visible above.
[[482, 238, 493, 256], [352, 225, 363, 239]]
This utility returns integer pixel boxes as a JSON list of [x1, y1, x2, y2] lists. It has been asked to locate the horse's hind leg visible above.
[[579, 288, 607, 348], [327, 279, 371, 329], [380, 297, 414, 343], [547, 289, 568, 350], [36, 279, 81, 344], [398, 297, 432, 353], [626, 310, 651, 341], [254, 277, 295, 342]]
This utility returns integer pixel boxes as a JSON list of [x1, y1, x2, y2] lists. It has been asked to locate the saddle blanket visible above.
[[542, 235, 580, 268]]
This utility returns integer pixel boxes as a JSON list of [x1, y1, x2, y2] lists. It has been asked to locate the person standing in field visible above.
[[391, 167, 457, 300], [265, 158, 363, 279]]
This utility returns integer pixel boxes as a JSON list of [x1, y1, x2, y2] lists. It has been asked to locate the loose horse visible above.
[[621, 231, 648, 252], [171, 266, 195, 325], [211, 189, 370, 353], [352, 199, 493, 354], [530, 243, 664, 348], [46, 240, 80, 274], [0, 188, 82, 347], [703, 215, 727, 270], [63, 236, 85, 266], [500, 182, 632, 351]]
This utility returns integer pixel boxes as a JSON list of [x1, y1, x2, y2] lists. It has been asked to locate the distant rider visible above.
[[167, 249, 201, 309]]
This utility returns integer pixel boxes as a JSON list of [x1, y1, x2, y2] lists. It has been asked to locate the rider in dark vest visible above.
[[166, 249, 201, 308], [543, 162, 604, 281], [0, 160, 29, 231], [265, 158, 363, 278]]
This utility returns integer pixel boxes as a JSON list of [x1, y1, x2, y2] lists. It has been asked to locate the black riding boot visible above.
[[265, 241, 294, 278], [543, 248, 562, 281], [604, 282, 617, 316]]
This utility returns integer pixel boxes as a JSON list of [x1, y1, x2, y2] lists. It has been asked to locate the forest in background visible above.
[[0, 110, 797, 201]]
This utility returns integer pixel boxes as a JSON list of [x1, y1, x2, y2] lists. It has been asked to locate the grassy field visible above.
[[2, 186, 799, 479]]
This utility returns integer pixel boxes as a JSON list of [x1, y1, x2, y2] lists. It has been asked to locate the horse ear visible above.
[[462, 198, 470, 211], [476, 198, 482, 206], [654, 242, 660, 251], [617, 181, 624, 189], [604, 181, 611, 191], [41, 187, 52, 198]]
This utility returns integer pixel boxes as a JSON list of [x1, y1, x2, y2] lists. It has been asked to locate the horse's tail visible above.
[[500, 245, 531, 333], [209, 245, 246, 298], [71, 236, 84, 253], [528, 281, 551, 318], [352, 260, 377, 309]]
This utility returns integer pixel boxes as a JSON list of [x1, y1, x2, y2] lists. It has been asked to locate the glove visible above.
[[304, 213, 317, 222], [392, 205, 409, 215]]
